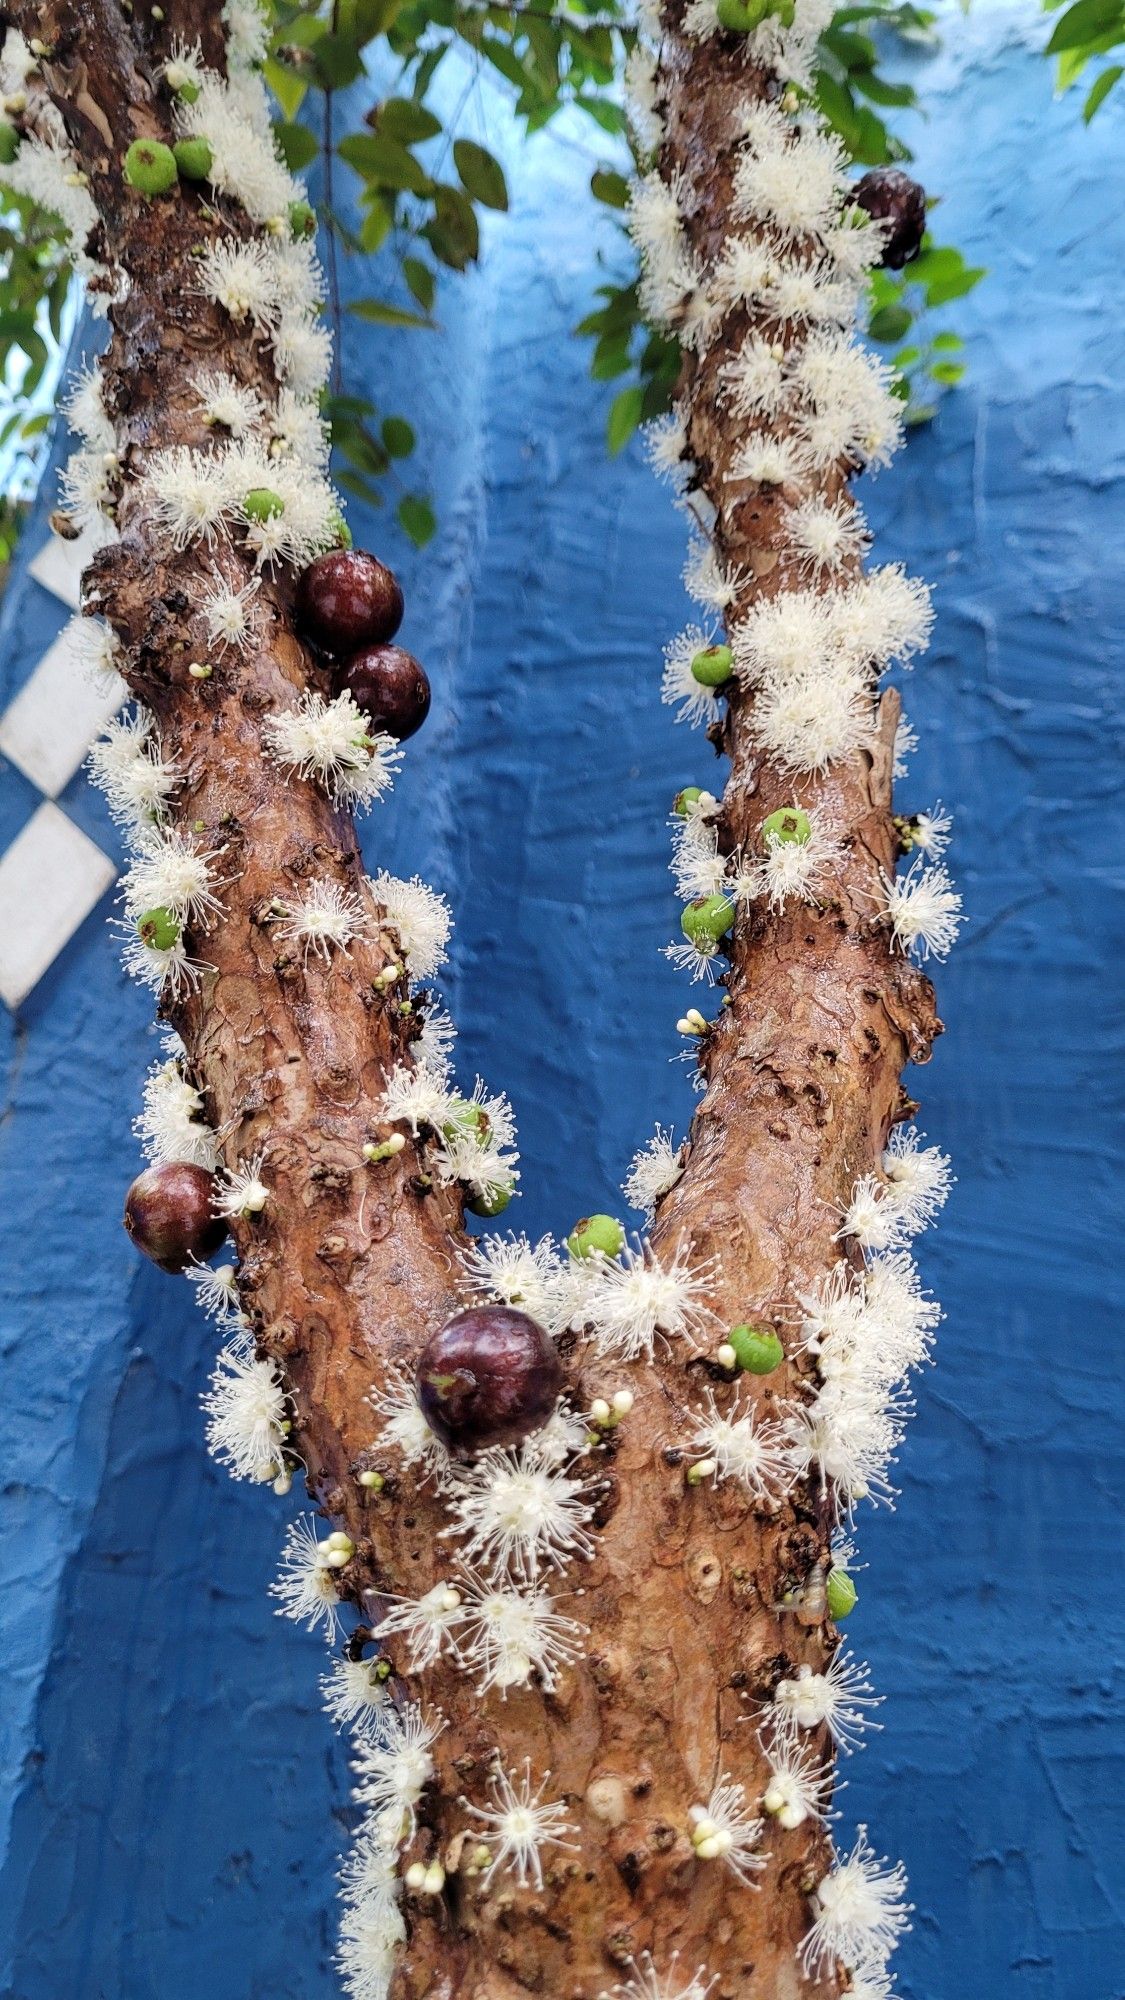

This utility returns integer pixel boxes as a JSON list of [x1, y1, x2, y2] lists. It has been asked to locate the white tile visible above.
[[27, 523, 109, 610], [0, 622, 125, 796], [0, 802, 116, 1009]]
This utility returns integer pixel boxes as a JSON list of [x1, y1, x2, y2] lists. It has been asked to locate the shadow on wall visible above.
[[1, 6, 1123, 1997]]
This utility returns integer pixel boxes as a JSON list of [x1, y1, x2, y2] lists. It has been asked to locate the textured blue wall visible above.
[[1, 8, 1123, 1996]]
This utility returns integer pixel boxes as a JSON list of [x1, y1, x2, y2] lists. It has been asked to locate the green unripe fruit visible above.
[[728, 1323, 784, 1374], [680, 894, 735, 945], [289, 198, 316, 237], [136, 905, 180, 951], [674, 786, 704, 818], [826, 1567, 858, 1621], [716, 0, 757, 26], [467, 1180, 514, 1218], [567, 1213, 625, 1260], [176, 78, 201, 104], [0, 122, 20, 166], [689, 643, 733, 689], [173, 136, 213, 181], [243, 487, 284, 522], [763, 806, 812, 847], [442, 1098, 490, 1143], [123, 138, 179, 197]]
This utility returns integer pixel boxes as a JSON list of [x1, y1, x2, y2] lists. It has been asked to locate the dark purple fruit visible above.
[[852, 167, 927, 270], [123, 1161, 227, 1273], [339, 644, 431, 742], [296, 549, 404, 653], [415, 1306, 563, 1454]]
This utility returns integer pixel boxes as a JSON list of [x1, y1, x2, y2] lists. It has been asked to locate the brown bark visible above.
[[18, 4, 940, 1996]]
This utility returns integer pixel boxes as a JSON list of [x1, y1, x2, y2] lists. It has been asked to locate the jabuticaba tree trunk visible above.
[[20, 1, 939, 1995]]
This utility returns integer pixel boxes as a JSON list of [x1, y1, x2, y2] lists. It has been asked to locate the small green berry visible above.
[[177, 78, 201, 104], [467, 1179, 515, 1218], [441, 1098, 489, 1143], [674, 786, 704, 818], [0, 122, 20, 165], [689, 643, 733, 689], [373, 1658, 392, 1681], [289, 198, 316, 237], [136, 906, 180, 951], [567, 1213, 625, 1260], [716, 0, 755, 25], [173, 136, 212, 181], [243, 487, 284, 522], [680, 895, 734, 946], [826, 1568, 858, 1621], [123, 137, 179, 197], [763, 806, 812, 847], [728, 1323, 784, 1374], [358, 1468, 384, 1491]]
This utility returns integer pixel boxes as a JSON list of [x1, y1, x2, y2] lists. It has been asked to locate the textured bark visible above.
[[19, 4, 940, 1997]]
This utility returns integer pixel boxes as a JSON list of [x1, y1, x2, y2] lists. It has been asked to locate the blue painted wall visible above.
[[1, 7, 1122, 1995]]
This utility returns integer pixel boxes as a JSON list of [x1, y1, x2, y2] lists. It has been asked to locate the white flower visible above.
[[379, 1059, 456, 1138], [767, 260, 857, 325], [711, 234, 777, 312], [661, 623, 726, 729], [784, 1396, 901, 1513], [199, 566, 261, 655], [879, 857, 962, 961], [369, 1363, 452, 1486], [753, 664, 872, 775], [642, 408, 690, 490], [577, 1238, 718, 1363], [273, 310, 333, 396], [728, 431, 806, 488], [134, 1054, 216, 1169], [793, 331, 903, 471], [624, 42, 663, 155], [466, 1758, 577, 1889], [269, 1514, 342, 1638], [734, 587, 832, 684], [63, 363, 114, 450], [268, 235, 325, 313], [801, 1826, 911, 1973], [670, 815, 727, 902], [161, 35, 205, 100], [785, 495, 870, 576], [734, 803, 841, 911], [451, 1564, 585, 1695], [847, 1952, 898, 2000], [263, 691, 403, 811], [198, 237, 281, 328], [0, 136, 102, 287], [908, 802, 952, 857], [59, 447, 114, 530], [144, 444, 236, 548], [67, 612, 123, 690], [193, 368, 264, 437], [762, 1739, 834, 1829], [269, 388, 331, 471], [215, 1151, 270, 1220], [663, 934, 724, 984], [881, 1126, 952, 1235], [719, 333, 789, 419], [224, 0, 271, 69], [414, 1001, 456, 1071], [180, 74, 296, 226], [202, 1344, 287, 1480], [604, 1952, 717, 2000], [769, 1651, 882, 1753], [336, 1893, 405, 2000], [458, 1232, 570, 1335], [351, 1702, 441, 1834], [122, 827, 224, 927], [689, 1775, 767, 1885], [88, 708, 178, 835], [683, 538, 746, 612], [836, 1173, 904, 1256], [828, 566, 933, 672], [321, 1655, 391, 1733], [119, 929, 203, 1000], [373, 1580, 464, 1671], [275, 878, 368, 963], [184, 1259, 245, 1326], [443, 1444, 596, 1579], [623, 1126, 684, 1224], [733, 124, 847, 239], [892, 713, 918, 779], [368, 871, 451, 981], [688, 1387, 792, 1503]]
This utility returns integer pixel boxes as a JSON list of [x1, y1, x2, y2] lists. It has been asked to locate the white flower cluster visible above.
[[373, 1563, 585, 1698], [379, 1031, 520, 1214], [569, 1235, 719, 1364], [202, 1339, 288, 1482], [143, 436, 338, 567], [133, 1046, 217, 1171], [262, 691, 403, 812], [0, 94, 117, 307]]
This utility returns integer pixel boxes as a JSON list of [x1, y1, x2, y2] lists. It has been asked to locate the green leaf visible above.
[[274, 120, 320, 171], [381, 414, 415, 457], [398, 493, 436, 545], [929, 359, 966, 384], [923, 263, 986, 305], [349, 297, 435, 328], [375, 96, 443, 142], [403, 256, 435, 311], [606, 384, 644, 455], [1084, 61, 1123, 114], [337, 467, 386, 505], [1045, 0, 1124, 56], [338, 133, 432, 194], [869, 302, 913, 342], [263, 57, 308, 122], [453, 138, 508, 211], [425, 183, 480, 269], [590, 167, 630, 209]]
